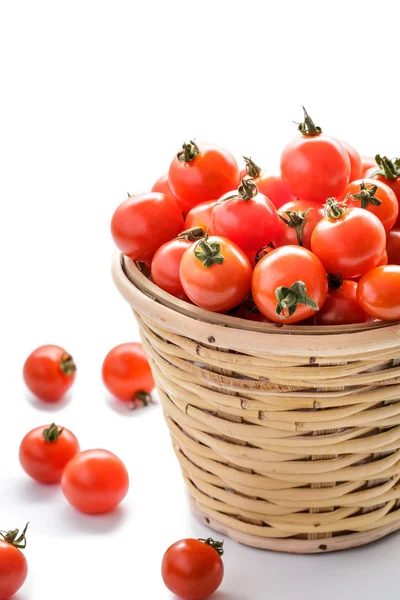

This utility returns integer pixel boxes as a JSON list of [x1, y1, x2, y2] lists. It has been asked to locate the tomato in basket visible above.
[[240, 156, 295, 208]]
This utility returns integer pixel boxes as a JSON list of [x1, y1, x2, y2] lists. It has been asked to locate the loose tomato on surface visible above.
[[311, 199, 386, 279], [309, 279, 374, 326], [212, 178, 278, 252], [23, 345, 76, 403], [151, 173, 188, 214], [361, 156, 377, 176], [280, 107, 350, 203], [240, 157, 295, 208], [102, 342, 154, 404], [252, 246, 328, 325], [162, 537, 224, 600], [340, 140, 362, 181], [275, 199, 324, 250], [357, 266, 400, 321], [180, 235, 252, 312], [341, 178, 398, 232], [111, 192, 185, 262], [168, 140, 240, 212], [19, 424, 79, 484], [386, 228, 400, 264], [0, 524, 28, 600], [61, 449, 129, 514], [184, 200, 216, 235]]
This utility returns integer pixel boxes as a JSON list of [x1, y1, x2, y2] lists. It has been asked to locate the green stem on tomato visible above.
[[375, 155, 400, 180], [199, 537, 224, 556], [297, 106, 322, 137], [237, 177, 259, 200], [349, 180, 382, 209], [0, 523, 29, 549], [60, 354, 76, 376], [278, 209, 313, 247], [177, 227, 206, 241], [194, 232, 224, 268], [324, 198, 347, 219], [242, 156, 262, 178], [177, 140, 199, 162], [275, 281, 319, 319], [43, 423, 64, 443]]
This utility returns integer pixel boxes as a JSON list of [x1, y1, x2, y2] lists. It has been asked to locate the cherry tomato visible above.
[[180, 235, 252, 312], [357, 266, 400, 321], [379, 250, 389, 266], [386, 228, 400, 264], [23, 345, 76, 403], [0, 524, 28, 600], [341, 178, 398, 232], [102, 343, 154, 404], [111, 192, 185, 261], [280, 108, 350, 203], [152, 239, 191, 300], [252, 246, 328, 324], [212, 178, 278, 252], [311, 199, 386, 279], [19, 424, 79, 484], [361, 156, 377, 176], [168, 140, 239, 212], [185, 200, 216, 235], [240, 157, 295, 208], [61, 449, 129, 514], [275, 199, 324, 250], [365, 156, 400, 227], [340, 140, 362, 181], [310, 280, 374, 325], [235, 296, 272, 322], [151, 173, 188, 214], [162, 538, 224, 600]]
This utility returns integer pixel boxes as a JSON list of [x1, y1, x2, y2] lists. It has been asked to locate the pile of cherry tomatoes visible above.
[[111, 108, 400, 325]]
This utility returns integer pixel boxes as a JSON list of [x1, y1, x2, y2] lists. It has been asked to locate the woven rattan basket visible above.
[[113, 253, 400, 553]]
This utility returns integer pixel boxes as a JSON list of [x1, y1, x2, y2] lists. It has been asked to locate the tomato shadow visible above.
[[105, 394, 159, 416], [11, 477, 61, 504], [25, 391, 73, 412], [56, 503, 129, 536]]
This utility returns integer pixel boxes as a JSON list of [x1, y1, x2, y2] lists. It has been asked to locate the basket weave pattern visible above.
[[114, 255, 400, 553]]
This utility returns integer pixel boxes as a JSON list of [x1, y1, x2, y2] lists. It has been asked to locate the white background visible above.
[[1, 1, 400, 598]]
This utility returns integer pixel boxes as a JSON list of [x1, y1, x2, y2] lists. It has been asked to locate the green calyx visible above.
[[0, 523, 29, 549], [177, 140, 199, 162], [328, 272, 343, 290], [177, 226, 206, 241], [242, 156, 262, 178], [349, 180, 382, 209], [199, 537, 224, 556], [278, 208, 313, 247], [60, 354, 76, 376], [194, 232, 224, 268], [374, 155, 400, 180], [275, 281, 319, 319], [324, 198, 347, 219], [297, 106, 322, 137], [43, 423, 64, 443], [132, 391, 152, 407], [237, 176, 259, 200]]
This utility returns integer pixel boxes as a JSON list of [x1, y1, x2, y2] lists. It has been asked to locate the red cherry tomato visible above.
[[102, 343, 154, 404], [19, 424, 79, 484], [235, 296, 272, 322], [168, 140, 239, 212], [311, 200, 386, 279], [111, 192, 184, 262], [23, 345, 76, 403], [151, 173, 188, 214], [341, 178, 398, 232], [162, 538, 224, 600], [61, 449, 129, 514], [310, 280, 374, 325], [180, 236, 252, 312], [212, 178, 278, 252], [280, 108, 350, 203], [252, 246, 328, 325], [275, 199, 324, 250], [365, 156, 400, 227], [340, 140, 362, 181], [379, 250, 389, 266], [357, 266, 400, 321], [0, 524, 28, 600], [386, 228, 400, 264], [185, 200, 216, 235], [361, 156, 377, 176], [151, 238, 192, 300], [240, 157, 295, 209]]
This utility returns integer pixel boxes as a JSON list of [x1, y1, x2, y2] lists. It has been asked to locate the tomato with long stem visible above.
[[0, 523, 29, 600], [275, 199, 324, 250], [23, 345, 76, 403], [240, 156, 295, 208], [341, 178, 398, 232], [357, 266, 400, 321], [102, 343, 154, 405]]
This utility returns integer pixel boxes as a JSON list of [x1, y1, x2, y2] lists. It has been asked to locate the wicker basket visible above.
[[113, 253, 400, 553]]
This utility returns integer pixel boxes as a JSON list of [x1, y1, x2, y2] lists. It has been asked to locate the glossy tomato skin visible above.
[[365, 169, 400, 228], [180, 237, 252, 312], [239, 169, 295, 209], [19, 425, 80, 484], [151, 238, 191, 300], [151, 173, 188, 214], [341, 178, 399, 232], [162, 539, 224, 600], [357, 266, 400, 321], [23, 345, 76, 403], [168, 142, 240, 211], [340, 140, 362, 181], [0, 541, 28, 600], [280, 134, 350, 203], [310, 280, 374, 326], [386, 228, 400, 264], [102, 343, 154, 403], [185, 200, 216, 235], [311, 207, 386, 279], [252, 246, 328, 325], [61, 449, 129, 514], [361, 156, 377, 176], [111, 192, 185, 261], [275, 199, 324, 250]]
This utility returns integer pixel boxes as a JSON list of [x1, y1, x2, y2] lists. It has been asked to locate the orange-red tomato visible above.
[[240, 157, 295, 209], [19, 424, 79, 484], [180, 236, 252, 312], [252, 246, 328, 324], [386, 228, 400, 264], [357, 266, 400, 321], [365, 156, 400, 227], [275, 199, 324, 250], [102, 343, 154, 403], [152, 238, 192, 300], [340, 140, 362, 181], [168, 141, 239, 212], [361, 156, 377, 176], [151, 173, 188, 214], [341, 178, 399, 232], [0, 525, 28, 599], [23, 345, 76, 403], [310, 280, 374, 325], [61, 449, 129, 514], [185, 200, 216, 234]]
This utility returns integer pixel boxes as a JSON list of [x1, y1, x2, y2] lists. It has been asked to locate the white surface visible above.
[[1, 0, 400, 598]]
